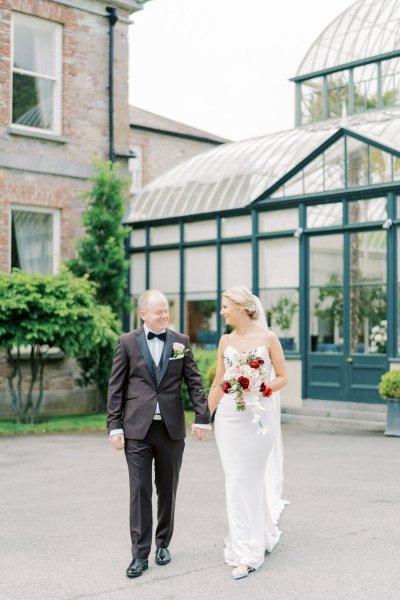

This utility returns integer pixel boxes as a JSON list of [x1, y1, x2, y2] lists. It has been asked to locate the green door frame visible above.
[[303, 193, 394, 402]]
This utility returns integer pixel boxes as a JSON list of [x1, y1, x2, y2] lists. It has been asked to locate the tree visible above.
[[0, 269, 119, 424], [68, 161, 130, 410], [68, 160, 130, 314]]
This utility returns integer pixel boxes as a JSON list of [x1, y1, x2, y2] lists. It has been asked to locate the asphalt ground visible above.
[[1, 425, 399, 600]]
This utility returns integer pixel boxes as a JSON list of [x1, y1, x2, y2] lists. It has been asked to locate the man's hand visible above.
[[191, 425, 209, 442], [110, 433, 125, 451]]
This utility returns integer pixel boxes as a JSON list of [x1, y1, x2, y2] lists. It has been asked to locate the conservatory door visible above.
[[307, 231, 387, 403]]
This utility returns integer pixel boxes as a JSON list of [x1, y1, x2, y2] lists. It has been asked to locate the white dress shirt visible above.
[[110, 326, 211, 436]]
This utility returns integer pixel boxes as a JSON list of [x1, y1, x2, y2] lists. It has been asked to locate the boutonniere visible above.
[[172, 342, 189, 359]]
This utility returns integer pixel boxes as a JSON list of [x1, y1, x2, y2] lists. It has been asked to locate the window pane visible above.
[[14, 15, 57, 76], [259, 238, 299, 288], [185, 220, 216, 242], [131, 253, 146, 295], [350, 286, 386, 353], [303, 155, 324, 194], [12, 74, 53, 129], [259, 208, 298, 232], [309, 234, 343, 352], [348, 198, 386, 223], [394, 157, 400, 181], [131, 228, 146, 247], [353, 63, 378, 113], [382, 57, 400, 108], [260, 288, 299, 351], [221, 215, 251, 237], [307, 203, 342, 228], [301, 77, 323, 125], [185, 246, 217, 292], [150, 251, 180, 293], [283, 171, 303, 196], [327, 71, 349, 118], [350, 231, 386, 283], [150, 225, 180, 245], [347, 137, 368, 187], [369, 147, 392, 184], [186, 294, 217, 348], [12, 210, 53, 274], [309, 287, 343, 353], [324, 138, 345, 190], [310, 235, 343, 286], [221, 244, 252, 290]]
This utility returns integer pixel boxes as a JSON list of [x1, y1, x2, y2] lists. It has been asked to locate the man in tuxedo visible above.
[[107, 289, 210, 578]]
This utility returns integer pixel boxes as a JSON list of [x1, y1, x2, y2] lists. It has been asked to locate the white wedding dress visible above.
[[214, 344, 287, 570]]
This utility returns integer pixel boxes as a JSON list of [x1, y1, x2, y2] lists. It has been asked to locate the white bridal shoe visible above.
[[231, 564, 255, 580]]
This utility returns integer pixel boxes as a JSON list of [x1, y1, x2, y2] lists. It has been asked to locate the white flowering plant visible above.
[[369, 320, 387, 354]]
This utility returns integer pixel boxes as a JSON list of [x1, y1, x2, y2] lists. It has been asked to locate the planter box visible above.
[[384, 398, 400, 437]]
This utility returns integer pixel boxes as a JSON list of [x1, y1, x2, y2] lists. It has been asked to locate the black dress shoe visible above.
[[155, 547, 171, 565], [126, 558, 148, 578]]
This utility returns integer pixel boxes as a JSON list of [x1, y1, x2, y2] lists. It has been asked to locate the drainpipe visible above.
[[106, 7, 118, 163]]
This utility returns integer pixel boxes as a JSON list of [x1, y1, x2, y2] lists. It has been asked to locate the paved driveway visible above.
[[1, 425, 399, 600]]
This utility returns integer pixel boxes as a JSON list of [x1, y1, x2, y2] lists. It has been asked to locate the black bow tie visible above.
[[147, 331, 166, 341]]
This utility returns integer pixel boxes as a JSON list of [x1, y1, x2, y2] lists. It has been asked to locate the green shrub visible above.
[[182, 349, 217, 410], [379, 369, 400, 400]]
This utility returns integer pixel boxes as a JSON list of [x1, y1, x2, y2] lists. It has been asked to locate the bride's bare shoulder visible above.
[[219, 334, 230, 349]]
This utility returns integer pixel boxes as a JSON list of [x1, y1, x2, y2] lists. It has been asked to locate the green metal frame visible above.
[[294, 52, 400, 126], [128, 152, 400, 388]]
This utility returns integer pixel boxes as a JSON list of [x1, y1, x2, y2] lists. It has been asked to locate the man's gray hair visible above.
[[138, 289, 167, 312]]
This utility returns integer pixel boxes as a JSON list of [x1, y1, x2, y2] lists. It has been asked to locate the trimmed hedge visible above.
[[182, 349, 217, 410]]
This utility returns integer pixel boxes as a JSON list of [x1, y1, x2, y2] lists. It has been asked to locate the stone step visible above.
[[281, 405, 386, 423], [281, 412, 386, 433]]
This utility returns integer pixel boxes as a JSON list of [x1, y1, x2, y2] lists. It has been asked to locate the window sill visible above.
[[8, 126, 68, 144]]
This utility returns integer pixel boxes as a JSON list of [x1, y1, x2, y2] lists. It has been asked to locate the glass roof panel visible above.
[[297, 0, 400, 77], [125, 112, 400, 224]]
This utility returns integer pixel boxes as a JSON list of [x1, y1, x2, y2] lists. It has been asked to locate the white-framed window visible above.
[[11, 12, 62, 134], [11, 206, 61, 274], [128, 145, 143, 194]]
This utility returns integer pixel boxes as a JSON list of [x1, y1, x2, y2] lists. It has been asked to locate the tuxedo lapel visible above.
[[135, 329, 157, 386], [158, 329, 175, 385]]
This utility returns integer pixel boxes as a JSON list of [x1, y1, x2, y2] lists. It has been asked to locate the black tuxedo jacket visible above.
[[107, 327, 210, 440]]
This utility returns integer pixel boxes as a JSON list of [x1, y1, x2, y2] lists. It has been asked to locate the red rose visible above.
[[259, 382, 266, 393], [222, 381, 231, 393], [263, 386, 273, 397], [258, 358, 265, 365], [249, 361, 261, 369], [238, 376, 250, 389]]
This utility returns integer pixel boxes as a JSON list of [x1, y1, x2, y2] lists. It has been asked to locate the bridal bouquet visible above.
[[221, 350, 272, 434]]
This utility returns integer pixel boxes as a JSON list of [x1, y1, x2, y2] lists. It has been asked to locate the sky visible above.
[[129, 0, 354, 141]]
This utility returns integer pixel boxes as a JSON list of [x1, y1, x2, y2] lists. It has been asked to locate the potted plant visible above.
[[379, 370, 400, 437], [269, 296, 298, 351]]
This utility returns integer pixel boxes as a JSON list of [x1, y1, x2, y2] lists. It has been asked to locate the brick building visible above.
[[0, 1, 226, 417], [0, 0, 149, 416]]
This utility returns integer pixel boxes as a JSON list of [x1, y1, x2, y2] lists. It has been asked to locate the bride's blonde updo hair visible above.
[[223, 286, 259, 321]]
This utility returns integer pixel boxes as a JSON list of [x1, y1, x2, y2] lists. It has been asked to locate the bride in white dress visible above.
[[207, 286, 289, 580]]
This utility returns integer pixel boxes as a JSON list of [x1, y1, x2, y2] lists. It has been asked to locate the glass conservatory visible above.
[[126, 0, 400, 406]]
